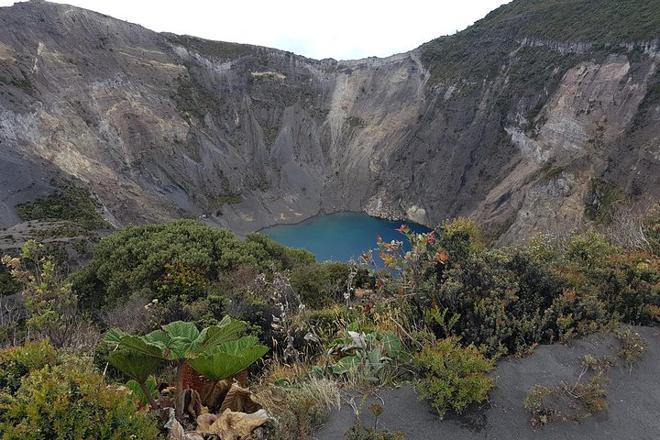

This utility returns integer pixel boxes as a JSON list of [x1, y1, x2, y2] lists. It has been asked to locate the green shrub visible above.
[[563, 231, 614, 272], [379, 220, 577, 356], [0, 342, 160, 440], [3, 241, 89, 349], [543, 289, 609, 342], [72, 220, 314, 312], [593, 252, 660, 325], [437, 217, 484, 260], [242, 232, 315, 269], [413, 337, 493, 418], [16, 185, 108, 230], [380, 221, 658, 356], [0, 364, 160, 439], [290, 262, 353, 308], [558, 233, 660, 327], [431, 249, 564, 355], [0, 340, 56, 394]]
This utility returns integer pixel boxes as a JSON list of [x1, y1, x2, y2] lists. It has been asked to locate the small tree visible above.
[[105, 316, 268, 419], [1, 241, 84, 348]]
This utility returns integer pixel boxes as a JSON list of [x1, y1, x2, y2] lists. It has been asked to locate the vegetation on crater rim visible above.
[[421, 0, 660, 85], [0, 212, 657, 438], [15, 183, 109, 230]]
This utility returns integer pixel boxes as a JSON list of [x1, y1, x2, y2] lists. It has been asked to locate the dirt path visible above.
[[315, 326, 660, 440]]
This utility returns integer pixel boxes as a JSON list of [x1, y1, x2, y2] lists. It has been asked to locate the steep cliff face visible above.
[[0, 0, 658, 241]]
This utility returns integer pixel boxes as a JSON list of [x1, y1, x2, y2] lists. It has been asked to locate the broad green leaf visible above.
[[144, 329, 170, 348], [116, 335, 165, 359], [144, 329, 188, 359], [380, 331, 403, 358], [367, 348, 383, 369], [104, 328, 128, 345], [162, 321, 200, 342], [201, 316, 247, 347], [108, 350, 162, 383], [188, 316, 247, 356], [186, 326, 210, 357], [105, 318, 252, 377], [166, 337, 192, 360], [331, 354, 359, 375], [188, 336, 268, 381]]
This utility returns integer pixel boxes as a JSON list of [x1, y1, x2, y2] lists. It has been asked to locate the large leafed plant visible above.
[[105, 316, 268, 419]]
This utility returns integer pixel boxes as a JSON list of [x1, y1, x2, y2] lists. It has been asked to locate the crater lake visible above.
[[261, 212, 430, 262]]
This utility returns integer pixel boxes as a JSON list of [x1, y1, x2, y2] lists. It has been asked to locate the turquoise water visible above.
[[262, 212, 430, 263]]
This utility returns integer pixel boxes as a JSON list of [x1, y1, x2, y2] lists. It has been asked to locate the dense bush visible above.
[[0, 342, 160, 440], [436, 217, 484, 261], [72, 220, 314, 313], [15, 185, 108, 230], [0, 340, 56, 394], [378, 221, 659, 357], [565, 252, 660, 326], [432, 249, 565, 355], [290, 262, 354, 308], [413, 337, 493, 418]]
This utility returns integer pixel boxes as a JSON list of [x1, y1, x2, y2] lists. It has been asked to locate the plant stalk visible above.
[[175, 359, 186, 420], [138, 380, 159, 411]]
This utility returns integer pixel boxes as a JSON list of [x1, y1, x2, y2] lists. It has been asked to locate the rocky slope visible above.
[[0, 0, 658, 240]]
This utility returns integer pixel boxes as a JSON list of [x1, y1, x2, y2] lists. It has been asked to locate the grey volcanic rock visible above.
[[0, 0, 658, 240], [0, 150, 56, 226]]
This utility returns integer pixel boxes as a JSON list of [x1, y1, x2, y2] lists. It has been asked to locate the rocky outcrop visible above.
[[0, 0, 658, 241]]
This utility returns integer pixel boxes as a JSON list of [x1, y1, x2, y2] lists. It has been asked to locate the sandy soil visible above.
[[315, 326, 660, 440]]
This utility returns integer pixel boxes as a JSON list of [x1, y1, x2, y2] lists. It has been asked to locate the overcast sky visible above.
[[0, 0, 510, 59]]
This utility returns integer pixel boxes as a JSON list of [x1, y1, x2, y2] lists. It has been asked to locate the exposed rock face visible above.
[[0, 0, 658, 241]]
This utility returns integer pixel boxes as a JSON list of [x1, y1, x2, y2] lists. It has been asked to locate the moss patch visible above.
[[214, 194, 243, 206]]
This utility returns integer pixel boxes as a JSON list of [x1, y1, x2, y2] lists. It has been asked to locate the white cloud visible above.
[[0, 0, 510, 59]]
